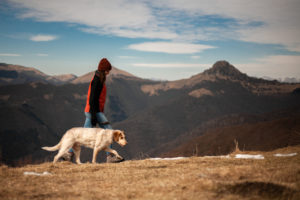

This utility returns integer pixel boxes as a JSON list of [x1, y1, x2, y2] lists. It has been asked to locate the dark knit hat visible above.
[[98, 58, 112, 71]]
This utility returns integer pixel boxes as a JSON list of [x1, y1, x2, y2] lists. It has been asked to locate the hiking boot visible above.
[[106, 154, 125, 163], [61, 151, 74, 162]]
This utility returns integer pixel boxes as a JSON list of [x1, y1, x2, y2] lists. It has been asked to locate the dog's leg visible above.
[[53, 141, 73, 163], [92, 147, 102, 163], [53, 153, 61, 163], [72, 143, 82, 164], [104, 147, 123, 159], [53, 148, 68, 163]]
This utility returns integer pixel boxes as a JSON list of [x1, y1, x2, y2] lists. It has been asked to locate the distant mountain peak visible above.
[[0, 63, 77, 85], [50, 74, 77, 82], [204, 60, 243, 77], [71, 66, 139, 84]]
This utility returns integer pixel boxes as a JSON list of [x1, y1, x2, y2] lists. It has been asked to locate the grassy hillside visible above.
[[1, 146, 299, 200], [162, 114, 300, 157]]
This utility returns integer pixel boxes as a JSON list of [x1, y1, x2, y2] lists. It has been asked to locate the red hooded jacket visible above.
[[84, 73, 107, 113]]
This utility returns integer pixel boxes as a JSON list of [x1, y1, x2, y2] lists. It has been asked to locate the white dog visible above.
[[42, 128, 127, 164]]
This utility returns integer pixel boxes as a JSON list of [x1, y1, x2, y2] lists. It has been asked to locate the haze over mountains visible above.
[[0, 61, 299, 166]]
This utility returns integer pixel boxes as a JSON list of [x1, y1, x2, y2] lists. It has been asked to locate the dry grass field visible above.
[[1, 146, 300, 200]]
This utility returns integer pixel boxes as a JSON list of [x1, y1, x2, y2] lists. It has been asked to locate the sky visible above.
[[0, 0, 300, 81]]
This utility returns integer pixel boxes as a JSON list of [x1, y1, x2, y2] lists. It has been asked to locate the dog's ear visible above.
[[113, 130, 121, 142]]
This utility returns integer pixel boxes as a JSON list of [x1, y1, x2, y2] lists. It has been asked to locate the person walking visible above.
[[63, 58, 124, 163]]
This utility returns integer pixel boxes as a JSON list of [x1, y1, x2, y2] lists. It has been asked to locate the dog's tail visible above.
[[42, 140, 62, 152]]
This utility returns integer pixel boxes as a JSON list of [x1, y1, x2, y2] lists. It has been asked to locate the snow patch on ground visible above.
[[235, 154, 264, 159], [148, 157, 187, 161], [148, 153, 297, 161], [204, 155, 230, 159], [24, 171, 52, 176], [273, 153, 297, 157]]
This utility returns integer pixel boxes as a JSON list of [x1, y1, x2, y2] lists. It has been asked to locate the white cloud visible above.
[[36, 53, 48, 56], [132, 63, 211, 68], [152, 0, 300, 51], [237, 26, 300, 52], [0, 53, 21, 56], [9, 0, 174, 40], [191, 56, 201, 59], [119, 56, 138, 59], [83, 27, 177, 40], [7, 0, 300, 51], [237, 55, 300, 79], [12, 0, 151, 28], [30, 34, 57, 42], [128, 42, 215, 54]]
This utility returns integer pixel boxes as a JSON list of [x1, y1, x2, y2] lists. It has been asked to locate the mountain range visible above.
[[0, 63, 139, 85], [0, 61, 299, 166]]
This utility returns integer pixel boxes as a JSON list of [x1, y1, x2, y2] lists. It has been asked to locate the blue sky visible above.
[[0, 0, 300, 80]]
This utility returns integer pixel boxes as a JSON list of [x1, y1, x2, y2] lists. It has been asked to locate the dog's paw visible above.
[[107, 155, 124, 163]]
